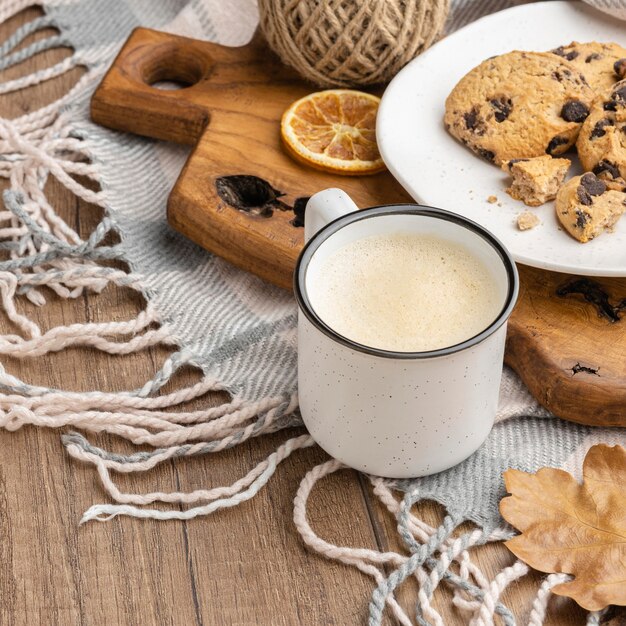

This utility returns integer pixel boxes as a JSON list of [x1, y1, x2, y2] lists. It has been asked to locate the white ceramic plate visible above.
[[377, 1, 626, 277]]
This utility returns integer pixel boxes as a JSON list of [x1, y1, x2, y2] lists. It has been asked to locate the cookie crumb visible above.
[[487, 195, 498, 203], [517, 211, 540, 230]]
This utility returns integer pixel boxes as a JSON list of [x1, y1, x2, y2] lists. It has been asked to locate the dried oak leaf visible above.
[[499, 444, 626, 611]]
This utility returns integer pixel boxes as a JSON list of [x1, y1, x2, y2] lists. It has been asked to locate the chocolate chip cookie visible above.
[[576, 79, 626, 191], [550, 41, 626, 93], [556, 172, 626, 242], [444, 51, 594, 166], [503, 155, 570, 206]]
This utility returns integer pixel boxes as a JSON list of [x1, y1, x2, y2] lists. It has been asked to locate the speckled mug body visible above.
[[295, 190, 518, 479], [298, 315, 507, 477]]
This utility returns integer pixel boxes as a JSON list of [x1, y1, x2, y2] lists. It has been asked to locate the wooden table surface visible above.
[[0, 8, 602, 626]]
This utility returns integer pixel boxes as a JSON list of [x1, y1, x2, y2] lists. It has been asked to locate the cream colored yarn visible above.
[[258, 0, 450, 87]]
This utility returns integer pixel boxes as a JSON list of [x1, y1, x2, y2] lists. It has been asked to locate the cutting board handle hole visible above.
[[150, 79, 192, 91], [139, 41, 213, 92]]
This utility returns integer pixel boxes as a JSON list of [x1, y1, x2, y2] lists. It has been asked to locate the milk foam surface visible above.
[[307, 233, 503, 352]]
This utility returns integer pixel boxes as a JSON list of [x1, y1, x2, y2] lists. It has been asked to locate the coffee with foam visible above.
[[307, 233, 503, 352]]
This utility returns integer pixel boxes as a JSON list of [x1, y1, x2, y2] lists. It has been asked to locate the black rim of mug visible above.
[[294, 204, 520, 360]]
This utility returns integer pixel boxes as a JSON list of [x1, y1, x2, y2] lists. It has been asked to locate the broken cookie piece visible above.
[[503, 155, 571, 206], [517, 211, 540, 230], [576, 79, 626, 191], [556, 172, 626, 242]]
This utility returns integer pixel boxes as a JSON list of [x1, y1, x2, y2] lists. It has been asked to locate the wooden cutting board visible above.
[[91, 27, 626, 428]]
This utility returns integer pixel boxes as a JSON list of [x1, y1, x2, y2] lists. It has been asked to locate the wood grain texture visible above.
[[0, 7, 609, 626], [507, 266, 626, 427]]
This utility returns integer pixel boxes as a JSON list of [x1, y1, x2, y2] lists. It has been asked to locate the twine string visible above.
[[258, 0, 450, 87]]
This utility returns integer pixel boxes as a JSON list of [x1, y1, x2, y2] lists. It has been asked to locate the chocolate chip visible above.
[[593, 160, 620, 179], [490, 97, 512, 122], [552, 46, 579, 61], [546, 136, 568, 155], [614, 58, 626, 79], [576, 186, 593, 206], [575, 210, 590, 228], [551, 67, 575, 83], [477, 148, 496, 163], [590, 118, 614, 139], [464, 107, 480, 131], [506, 158, 529, 170], [561, 100, 589, 123], [586, 53, 602, 63], [604, 100, 618, 112], [580, 172, 607, 196], [613, 85, 626, 104]]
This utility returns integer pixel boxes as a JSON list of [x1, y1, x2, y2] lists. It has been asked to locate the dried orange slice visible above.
[[280, 89, 386, 176]]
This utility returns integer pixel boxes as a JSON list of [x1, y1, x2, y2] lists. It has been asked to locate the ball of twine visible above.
[[258, 0, 450, 87]]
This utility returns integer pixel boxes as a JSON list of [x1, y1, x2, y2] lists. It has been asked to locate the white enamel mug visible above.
[[294, 189, 519, 478]]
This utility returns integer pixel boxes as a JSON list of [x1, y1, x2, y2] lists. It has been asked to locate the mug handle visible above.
[[304, 189, 359, 243]]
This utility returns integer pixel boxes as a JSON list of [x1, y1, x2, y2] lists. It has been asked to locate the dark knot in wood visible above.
[[291, 196, 310, 227], [215, 175, 309, 227], [215, 175, 286, 217], [556, 278, 626, 323], [571, 362, 599, 376]]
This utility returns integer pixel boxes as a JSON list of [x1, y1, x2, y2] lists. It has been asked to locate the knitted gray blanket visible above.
[[0, 0, 623, 624]]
